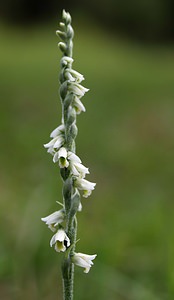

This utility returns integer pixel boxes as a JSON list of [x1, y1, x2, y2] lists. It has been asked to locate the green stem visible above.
[[61, 177, 77, 300], [62, 217, 77, 300], [62, 258, 74, 300]]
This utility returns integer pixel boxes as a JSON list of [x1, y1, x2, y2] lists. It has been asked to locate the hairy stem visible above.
[[59, 10, 77, 300]]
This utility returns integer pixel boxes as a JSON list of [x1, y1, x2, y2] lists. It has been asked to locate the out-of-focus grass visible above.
[[0, 18, 174, 300]]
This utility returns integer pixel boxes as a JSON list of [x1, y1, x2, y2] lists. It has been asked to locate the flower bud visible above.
[[62, 10, 71, 24], [58, 42, 67, 53], [56, 30, 67, 40]]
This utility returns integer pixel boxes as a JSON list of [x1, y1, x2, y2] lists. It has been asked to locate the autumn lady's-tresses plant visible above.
[[41, 10, 97, 300]]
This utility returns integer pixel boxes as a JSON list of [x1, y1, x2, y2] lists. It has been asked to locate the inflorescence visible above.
[[41, 10, 97, 274]]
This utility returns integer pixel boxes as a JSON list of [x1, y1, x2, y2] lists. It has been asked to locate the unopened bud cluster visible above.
[[42, 10, 96, 274]]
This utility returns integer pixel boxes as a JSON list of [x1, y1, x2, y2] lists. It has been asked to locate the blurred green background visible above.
[[0, 1, 174, 299]]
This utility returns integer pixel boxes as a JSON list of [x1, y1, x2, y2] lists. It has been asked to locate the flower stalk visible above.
[[42, 10, 97, 300]]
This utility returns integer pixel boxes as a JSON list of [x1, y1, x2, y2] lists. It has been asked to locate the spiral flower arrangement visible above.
[[41, 10, 97, 300]]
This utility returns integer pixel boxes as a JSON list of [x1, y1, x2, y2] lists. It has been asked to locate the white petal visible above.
[[50, 234, 56, 247], [44, 137, 58, 148], [72, 252, 97, 273], [69, 85, 84, 96], [41, 210, 64, 225], [66, 69, 84, 83], [53, 151, 59, 163], [73, 162, 89, 175], [54, 136, 64, 149], [68, 152, 82, 163], [56, 229, 66, 242], [47, 146, 55, 155], [58, 147, 68, 159], [75, 178, 96, 198], [50, 124, 65, 138], [73, 97, 86, 114], [73, 256, 90, 269], [76, 178, 96, 190], [70, 163, 80, 176], [68, 83, 89, 97], [77, 253, 97, 262], [74, 83, 89, 94]]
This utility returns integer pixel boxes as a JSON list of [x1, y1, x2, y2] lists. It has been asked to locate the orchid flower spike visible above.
[[41, 9, 97, 299]]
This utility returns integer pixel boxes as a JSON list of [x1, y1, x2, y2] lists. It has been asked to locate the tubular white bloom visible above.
[[72, 252, 97, 273], [50, 228, 70, 252], [74, 177, 96, 198], [54, 135, 65, 148], [41, 210, 65, 232], [53, 147, 69, 168], [73, 96, 86, 114], [67, 151, 82, 164], [67, 151, 89, 178], [68, 82, 89, 97], [70, 161, 89, 178], [65, 69, 84, 83], [44, 134, 64, 154], [44, 124, 65, 155], [50, 124, 65, 138], [52, 148, 88, 177]]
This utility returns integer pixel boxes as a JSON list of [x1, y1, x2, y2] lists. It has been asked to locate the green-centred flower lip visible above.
[[50, 228, 70, 252]]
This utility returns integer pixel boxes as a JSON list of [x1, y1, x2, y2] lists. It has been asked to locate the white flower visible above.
[[73, 96, 86, 114], [53, 148, 89, 177], [72, 252, 97, 273], [68, 82, 89, 97], [50, 124, 65, 138], [44, 135, 64, 150], [68, 151, 89, 178], [53, 149, 81, 165], [74, 178, 96, 198], [41, 210, 65, 232], [53, 147, 69, 168], [68, 151, 82, 164], [50, 228, 70, 252], [65, 69, 84, 83], [70, 161, 89, 178], [44, 124, 65, 154]]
